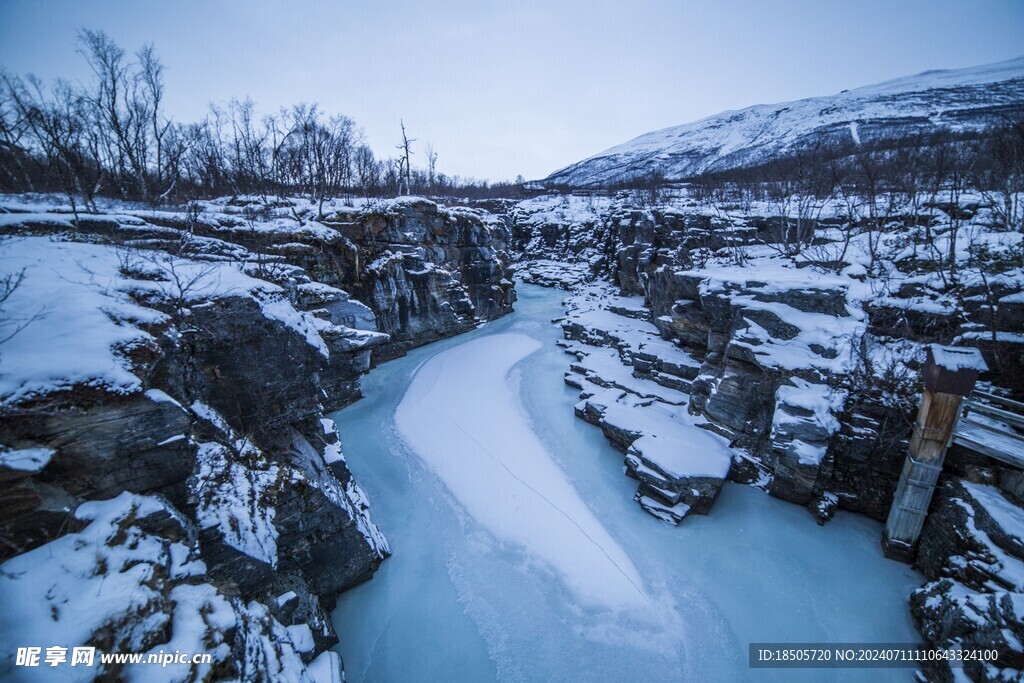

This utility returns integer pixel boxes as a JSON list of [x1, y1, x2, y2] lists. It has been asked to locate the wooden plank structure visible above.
[[883, 345, 989, 562], [953, 391, 1024, 469]]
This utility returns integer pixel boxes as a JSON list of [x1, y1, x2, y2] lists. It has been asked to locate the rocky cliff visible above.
[[166, 195, 517, 363], [913, 478, 1024, 681], [0, 194, 516, 680], [512, 191, 1022, 522]]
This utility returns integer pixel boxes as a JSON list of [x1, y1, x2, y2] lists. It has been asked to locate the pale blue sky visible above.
[[1, 0, 1022, 181]]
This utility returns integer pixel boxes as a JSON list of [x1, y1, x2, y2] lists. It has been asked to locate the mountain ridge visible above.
[[544, 55, 1024, 187]]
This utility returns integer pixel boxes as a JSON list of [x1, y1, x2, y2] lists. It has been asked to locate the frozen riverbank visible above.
[[330, 284, 923, 682]]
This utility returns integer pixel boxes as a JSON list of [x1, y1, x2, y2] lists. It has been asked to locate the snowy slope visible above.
[[545, 56, 1024, 187]]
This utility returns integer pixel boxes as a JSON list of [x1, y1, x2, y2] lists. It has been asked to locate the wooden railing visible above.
[[953, 391, 1024, 469]]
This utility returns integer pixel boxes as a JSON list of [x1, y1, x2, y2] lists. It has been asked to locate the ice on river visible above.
[[396, 332, 648, 610], [331, 284, 922, 682]]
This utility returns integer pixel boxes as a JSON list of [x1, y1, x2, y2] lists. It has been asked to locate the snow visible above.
[[514, 259, 592, 289], [0, 236, 331, 407], [0, 446, 54, 472], [129, 583, 236, 682], [961, 482, 1024, 551], [0, 487, 327, 679], [144, 388, 182, 407], [0, 237, 166, 405], [775, 378, 844, 432], [191, 400, 232, 434], [308, 652, 344, 683], [569, 345, 688, 404], [930, 344, 989, 373], [628, 432, 731, 479], [395, 332, 648, 609], [288, 431, 390, 559], [321, 419, 346, 464], [556, 282, 738, 489], [192, 441, 279, 567], [951, 494, 1024, 592], [188, 403, 280, 566], [959, 331, 1024, 344], [234, 600, 313, 681], [286, 624, 315, 653], [636, 495, 691, 524], [0, 492, 223, 679]]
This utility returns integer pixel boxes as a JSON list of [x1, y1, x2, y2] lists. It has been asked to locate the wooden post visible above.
[[882, 345, 987, 562]]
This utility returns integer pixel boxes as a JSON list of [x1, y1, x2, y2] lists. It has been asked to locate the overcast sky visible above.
[[2, 0, 1022, 181]]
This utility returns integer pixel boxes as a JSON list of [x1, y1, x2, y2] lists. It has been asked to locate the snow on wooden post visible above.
[[882, 345, 988, 562]]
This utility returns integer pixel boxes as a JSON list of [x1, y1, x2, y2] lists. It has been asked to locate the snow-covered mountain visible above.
[[545, 56, 1024, 187]]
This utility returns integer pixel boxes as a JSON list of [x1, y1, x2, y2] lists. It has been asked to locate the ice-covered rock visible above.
[[626, 431, 731, 519], [321, 197, 516, 359]]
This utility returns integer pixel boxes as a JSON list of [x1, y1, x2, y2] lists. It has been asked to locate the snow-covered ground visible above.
[[330, 284, 922, 682], [0, 236, 329, 406]]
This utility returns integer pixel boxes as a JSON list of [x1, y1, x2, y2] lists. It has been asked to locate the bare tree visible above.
[[137, 43, 177, 202], [425, 142, 438, 192], [396, 120, 415, 195], [353, 144, 379, 196], [975, 118, 1024, 233], [2, 73, 101, 218], [0, 77, 36, 192]]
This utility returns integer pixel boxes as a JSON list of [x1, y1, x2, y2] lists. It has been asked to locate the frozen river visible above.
[[330, 284, 922, 682]]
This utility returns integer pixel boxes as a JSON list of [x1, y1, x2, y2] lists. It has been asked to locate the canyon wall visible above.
[[0, 195, 515, 679]]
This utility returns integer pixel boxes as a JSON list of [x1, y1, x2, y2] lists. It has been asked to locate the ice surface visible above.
[[331, 284, 922, 682], [396, 332, 648, 609]]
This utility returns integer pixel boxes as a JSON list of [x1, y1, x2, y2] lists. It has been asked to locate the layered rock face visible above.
[[140, 196, 515, 362], [0, 193, 515, 680], [0, 228, 390, 679], [511, 192, 1022, 523], [560, 286, 734, 524], [265, 198, 515, 360], [912, 479, 1024, 682], [515, 195, 871, 517], [654, 268, 863, 507]]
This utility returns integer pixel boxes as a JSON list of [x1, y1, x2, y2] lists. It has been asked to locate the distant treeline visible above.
[[0, 31, 528, 212], [544, 122, 1024, 235]]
